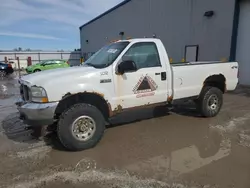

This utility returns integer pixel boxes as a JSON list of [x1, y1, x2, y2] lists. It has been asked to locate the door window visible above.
[[55, 60, 64, 64], [122, 42, 161, 70], [43, 60, 54, 65]]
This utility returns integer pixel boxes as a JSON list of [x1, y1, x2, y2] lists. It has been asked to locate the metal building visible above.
[[80, 0, 250, 85]]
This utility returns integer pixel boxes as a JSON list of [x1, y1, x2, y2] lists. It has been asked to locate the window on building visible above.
[[185, 45, 199, 62], [122, 42, 161, 69]]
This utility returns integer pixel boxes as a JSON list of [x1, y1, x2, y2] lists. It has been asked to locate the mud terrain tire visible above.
[[57, 103, 105, 151], [198, 86, 223, 117]]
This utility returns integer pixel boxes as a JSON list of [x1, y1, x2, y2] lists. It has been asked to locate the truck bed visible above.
[[171, 61, 238, 100]]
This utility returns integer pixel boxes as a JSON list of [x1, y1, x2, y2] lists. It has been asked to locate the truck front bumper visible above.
[[16, 99, 58, 127]]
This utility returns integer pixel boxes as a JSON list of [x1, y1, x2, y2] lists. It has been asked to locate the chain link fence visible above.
[[0, 51, 82, 77], [0, 51, 82, 67]]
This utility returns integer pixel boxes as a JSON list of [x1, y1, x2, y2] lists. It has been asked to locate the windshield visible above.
[[84, 42, 130, 68]]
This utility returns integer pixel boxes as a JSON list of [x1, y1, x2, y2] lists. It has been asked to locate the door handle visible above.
[[161, 72, 167, 81], [155, 73, 160, 75]]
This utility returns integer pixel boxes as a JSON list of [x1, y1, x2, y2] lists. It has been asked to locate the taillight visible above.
[[66, 61, 69, 65], [8, 64, 12, 68]]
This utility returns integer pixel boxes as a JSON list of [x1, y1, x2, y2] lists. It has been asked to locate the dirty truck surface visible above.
[[1, 75, 250, 188]]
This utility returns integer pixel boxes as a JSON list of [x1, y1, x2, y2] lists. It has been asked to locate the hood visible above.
[[20, 66, 96, 87]]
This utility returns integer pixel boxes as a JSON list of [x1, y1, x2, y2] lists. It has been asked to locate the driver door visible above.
[[113, 42, 167, 109]]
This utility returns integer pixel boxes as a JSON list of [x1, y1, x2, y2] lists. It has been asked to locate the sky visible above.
[[0, 0, 123, 51]]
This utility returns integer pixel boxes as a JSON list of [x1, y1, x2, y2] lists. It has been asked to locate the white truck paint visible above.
[[16, 38, 239, 151], [172, 62, 238, 99]]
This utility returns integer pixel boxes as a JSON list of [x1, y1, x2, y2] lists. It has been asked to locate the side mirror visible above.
[[117, 60, 137, 75]]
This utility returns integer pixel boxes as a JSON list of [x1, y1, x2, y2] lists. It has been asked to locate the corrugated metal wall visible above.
[[236, 0, 250, 85], [80, 0, 235, 62]]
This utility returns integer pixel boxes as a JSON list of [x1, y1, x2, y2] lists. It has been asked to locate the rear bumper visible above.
[[16, 99, 58, 127]]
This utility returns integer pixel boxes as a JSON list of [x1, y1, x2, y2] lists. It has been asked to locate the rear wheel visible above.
[[57, 103, 105, 151], [197, 86, 223, 117]]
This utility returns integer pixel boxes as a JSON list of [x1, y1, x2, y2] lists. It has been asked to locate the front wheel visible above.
[[57, 103, 105, 151], [197, 86, 223, 117], [34, 69, 41, 73]]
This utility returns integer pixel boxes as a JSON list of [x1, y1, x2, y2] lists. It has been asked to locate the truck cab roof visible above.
[[115, 38, 161, 43]]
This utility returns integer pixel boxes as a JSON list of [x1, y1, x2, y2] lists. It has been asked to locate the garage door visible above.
[[236, 0, 250, 85]]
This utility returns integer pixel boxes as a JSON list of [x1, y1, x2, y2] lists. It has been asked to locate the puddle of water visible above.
[[0, 78, 19, 99], [126, 137, 231, 180], [0, 112, 37, 145]]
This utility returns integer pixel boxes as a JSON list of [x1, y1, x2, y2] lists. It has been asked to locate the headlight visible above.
[[30, 86, 48, 103]]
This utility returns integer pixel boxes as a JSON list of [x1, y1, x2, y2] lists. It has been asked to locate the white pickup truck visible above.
[[16, 38, 239, 151]]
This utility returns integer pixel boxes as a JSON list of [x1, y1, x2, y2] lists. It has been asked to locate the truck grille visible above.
[[20, 84, 30, 101]]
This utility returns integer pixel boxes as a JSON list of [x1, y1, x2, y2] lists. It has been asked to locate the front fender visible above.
[[46, 83, 112, 103], [31, 66, 41, 71]]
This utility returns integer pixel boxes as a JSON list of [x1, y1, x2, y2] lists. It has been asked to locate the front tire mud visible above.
[[57, 103, 105, 151]]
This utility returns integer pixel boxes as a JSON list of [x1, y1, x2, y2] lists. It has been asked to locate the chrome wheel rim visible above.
[[208, 94, 219, 111], [72, 116, 96, 141]]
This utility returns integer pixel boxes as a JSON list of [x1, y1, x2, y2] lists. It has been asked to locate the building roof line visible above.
[[79, 0, 132, 30]]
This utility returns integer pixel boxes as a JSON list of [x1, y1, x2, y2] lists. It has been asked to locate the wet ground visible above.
[[1, 74, 250, 188]]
